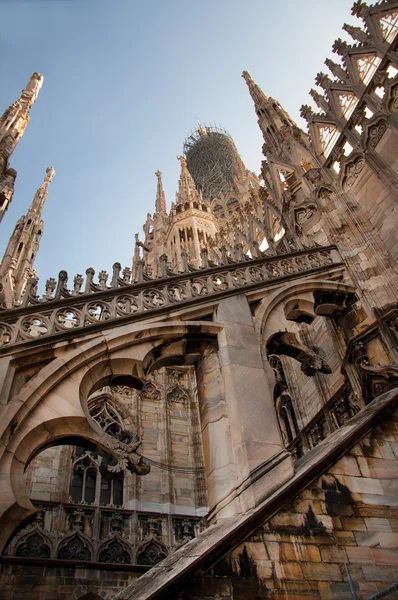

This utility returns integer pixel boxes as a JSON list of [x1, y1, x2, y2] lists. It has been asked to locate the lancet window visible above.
[[71, 394, 126, 506], [71, 447, 124, 507]]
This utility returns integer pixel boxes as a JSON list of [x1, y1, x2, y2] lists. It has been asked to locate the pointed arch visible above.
[[166, 385, 189, 405], [136, 539, 168, 566], [98, 535, 132, 564], [15, 528, 51, 559], [57, 531, 92, 561]]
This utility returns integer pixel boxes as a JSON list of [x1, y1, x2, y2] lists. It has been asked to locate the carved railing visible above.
[[0, 246, 342, 350]]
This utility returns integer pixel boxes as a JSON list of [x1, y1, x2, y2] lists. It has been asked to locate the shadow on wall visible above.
[[77, 594, 104, 600]]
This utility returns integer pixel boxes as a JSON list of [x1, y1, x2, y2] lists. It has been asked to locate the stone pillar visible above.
[[196, 346, 240, 520], [196, 295, 294, 521], [192, 222, 201, 264], [213, 294, 294, 517], [175, 228, 182, 270]]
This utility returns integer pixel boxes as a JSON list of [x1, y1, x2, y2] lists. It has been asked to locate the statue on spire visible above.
[[155, 170, 167, 214]]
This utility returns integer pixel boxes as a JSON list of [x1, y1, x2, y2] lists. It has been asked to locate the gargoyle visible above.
[[267, 331, 332, 377]]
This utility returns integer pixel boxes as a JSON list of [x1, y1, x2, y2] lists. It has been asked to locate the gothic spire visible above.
[[29, 166, 55, 216], [242, 70, 269, 113], [155, 170, 167, 214], [0, 72, 44, 223], [175, 155, 201, 205], [0, 165, 54, 307]]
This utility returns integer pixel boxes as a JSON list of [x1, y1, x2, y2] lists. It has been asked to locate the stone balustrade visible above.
[[0, 246, 341, 350]]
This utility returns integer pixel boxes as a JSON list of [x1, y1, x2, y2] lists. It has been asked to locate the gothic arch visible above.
[[56, 530, 93, 561], [255, 278, 356, 343], [97, 534, 132, 564], [136, 538, 168, 566], [14, 527, 52, 559], [0, 320, 222, 554]]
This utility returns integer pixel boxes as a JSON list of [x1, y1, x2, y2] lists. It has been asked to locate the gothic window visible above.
[[57, 535, 91, 561], [71, 447, 123, 507], [15, 532, 50, 559], [99, 475, 123, 506], [71, 452, 98, 504]]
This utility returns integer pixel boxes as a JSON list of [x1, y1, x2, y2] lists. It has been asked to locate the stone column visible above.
[[212, 294, 294, 518]]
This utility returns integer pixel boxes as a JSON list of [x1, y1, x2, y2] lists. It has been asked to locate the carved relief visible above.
[[342, 156, 366, 191], [367, 119, 387, 149], [98, 537, 131, 564], [167, 385, 189, 405], [15, 531, 51, 559], [57, 534, 92, 561]]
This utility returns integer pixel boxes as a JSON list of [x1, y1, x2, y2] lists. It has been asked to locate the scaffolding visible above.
[[183, 125, 242, 200]]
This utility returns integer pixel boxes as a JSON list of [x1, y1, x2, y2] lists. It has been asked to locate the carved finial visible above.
[[45, 166, 55, 182], [342, 23, 370, 44], [351, 1, 368, 18], [44, 277, 56, 299], [73, 274, 84, 295], [177, 154, 187, 168], [21, 72, 43, 106], [309, 89, 329, 113], [98, 270, 108, 289], [324, 58, 349, 82], [315, 72, 332, 90], [155, 169, 166, 213], [300, 105, 314, 121], [332, 38, 349, 56]]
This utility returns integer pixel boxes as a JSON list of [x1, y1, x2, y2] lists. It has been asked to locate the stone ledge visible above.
[[112, 387, 398, 600]]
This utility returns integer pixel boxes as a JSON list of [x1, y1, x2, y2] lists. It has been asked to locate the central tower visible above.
[[183, 125, 247, 200]]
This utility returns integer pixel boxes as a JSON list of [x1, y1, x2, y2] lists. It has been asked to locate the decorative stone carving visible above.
[[367, 120, 387, 148], [167, 385, 189, 405], [390, 84, 398, 113], [141, 381, 161, 400], [173, 518, 195, 545], [267, 331, 332, 377], [0, 247, 339, 349], [136, 540, 168, 566], [342, 156, 366, 191], [15, 531, 51, 559], [102, 429, 150, 476], [57, 534, 92, 561], [98, 538, 131, 564]]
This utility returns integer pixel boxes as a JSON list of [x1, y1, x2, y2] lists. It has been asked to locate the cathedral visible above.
[[1, 1, 398, 598]]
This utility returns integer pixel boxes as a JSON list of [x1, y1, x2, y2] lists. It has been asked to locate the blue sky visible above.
[[0, 0, 355, 289]]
